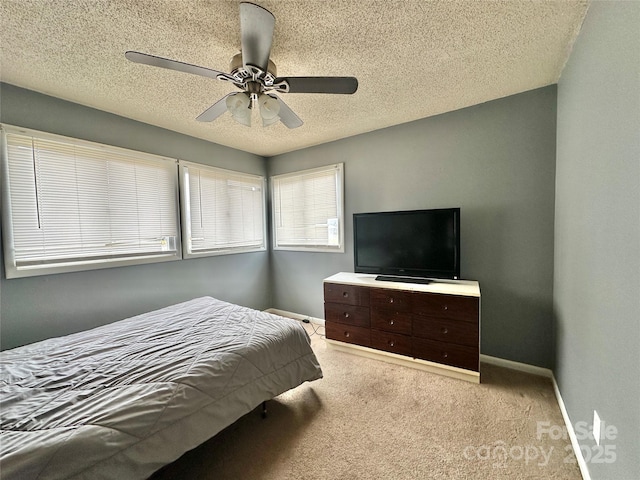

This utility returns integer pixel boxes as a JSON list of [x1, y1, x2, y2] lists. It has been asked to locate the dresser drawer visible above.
[[412, 337, 479, 371], [324, 282, 370, 306], [371, 308, 412, 335], [412, 316, 479, 347], [325, 322, 371, 347], [325, 302, 370, 328], [371, 330, 412, 356], [412, 292, 479, 323], [370, 288, 412, 311]]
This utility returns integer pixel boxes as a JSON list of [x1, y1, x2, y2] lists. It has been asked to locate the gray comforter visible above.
[[0, 297, 322, 479]]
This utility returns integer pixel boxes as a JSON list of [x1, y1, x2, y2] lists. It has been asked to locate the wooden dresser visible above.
[[324, 272, 481, 383]]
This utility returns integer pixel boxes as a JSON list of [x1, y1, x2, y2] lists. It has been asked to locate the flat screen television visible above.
[[353, 208, 460, 281]]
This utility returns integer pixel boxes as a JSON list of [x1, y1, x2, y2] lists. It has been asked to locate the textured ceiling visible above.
[[0, 0, 589, 157]]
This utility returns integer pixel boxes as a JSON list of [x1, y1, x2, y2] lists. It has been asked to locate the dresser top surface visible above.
[[324, 272, 480, 297]]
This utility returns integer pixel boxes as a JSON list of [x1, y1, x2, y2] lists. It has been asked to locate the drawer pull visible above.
[[389, 297, 394, 304], [344, 331, 350, 338], [344, 312, 350, 318], [389, 319, 395, 325], [443, 305, 448, 311], [343, 292, 349, 297], [441, 327, 449, 334], [388, 341, 395, 347], [442, 351, 449, 358]]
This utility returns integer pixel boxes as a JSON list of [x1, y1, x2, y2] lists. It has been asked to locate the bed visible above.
[[0, 296, 323, 480]]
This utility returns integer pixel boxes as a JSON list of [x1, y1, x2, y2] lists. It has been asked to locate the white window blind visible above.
[[271, 163, 344, 252], [180, 161, 265, 257], [1, 126, 180, 278]]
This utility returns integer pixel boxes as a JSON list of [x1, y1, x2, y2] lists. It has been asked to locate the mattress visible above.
[[0, 297, 323, 479]]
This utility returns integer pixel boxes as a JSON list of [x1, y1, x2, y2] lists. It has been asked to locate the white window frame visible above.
[[271, 163, 344, 253], [179, 160, 266, 258], [1, 125, 182, 278]]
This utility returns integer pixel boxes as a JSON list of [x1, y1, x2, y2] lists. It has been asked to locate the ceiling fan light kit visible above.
[[259, 94, 281, 127], [125, 2, 358, 129], [226, 92, 252, 127]]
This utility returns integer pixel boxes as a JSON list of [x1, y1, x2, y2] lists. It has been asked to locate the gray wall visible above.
[[3, 5, 638, 477], [269, 86, 558, 368], [554, 2, 640, 479], [0, 83, 270, 350]]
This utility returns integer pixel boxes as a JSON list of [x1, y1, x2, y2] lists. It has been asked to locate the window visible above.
[[271, 163, 344, 252], [1, 125, 181, 278], [179, 161, 265, 257]]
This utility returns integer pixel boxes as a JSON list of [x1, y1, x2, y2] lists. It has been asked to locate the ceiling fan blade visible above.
[[196, 94, 236, 122], [125, 51, 239, 84], [272, 76, 358, 94], [267, 94, 303, 129], [239, 2, 275, 74]]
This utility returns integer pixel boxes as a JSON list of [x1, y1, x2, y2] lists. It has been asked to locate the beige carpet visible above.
[[151, 324, 582, 479]]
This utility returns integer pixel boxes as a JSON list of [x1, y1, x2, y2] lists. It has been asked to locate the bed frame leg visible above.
[[261, 401, 267, 419]]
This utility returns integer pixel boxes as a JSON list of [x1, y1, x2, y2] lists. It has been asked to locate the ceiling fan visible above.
[[125, 2, 358, 129]]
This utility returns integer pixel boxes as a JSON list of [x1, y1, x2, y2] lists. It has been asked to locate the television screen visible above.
[[353, 208, 460, 280]]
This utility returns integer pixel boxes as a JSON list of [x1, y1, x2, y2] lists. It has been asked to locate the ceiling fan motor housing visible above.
[[229, 52, 277, 87]]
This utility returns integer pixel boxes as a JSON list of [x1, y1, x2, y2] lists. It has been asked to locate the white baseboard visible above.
[[480, 354, 590, 480], [551, 375, 592, 480], [480, 354, 553, 378], [264, 308, 325, 325]]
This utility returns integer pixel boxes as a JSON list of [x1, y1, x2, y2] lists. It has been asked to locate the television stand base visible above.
[[325, 339, 480, 383], [375, 275, 433, 284], [324, 272, 481, 379]]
